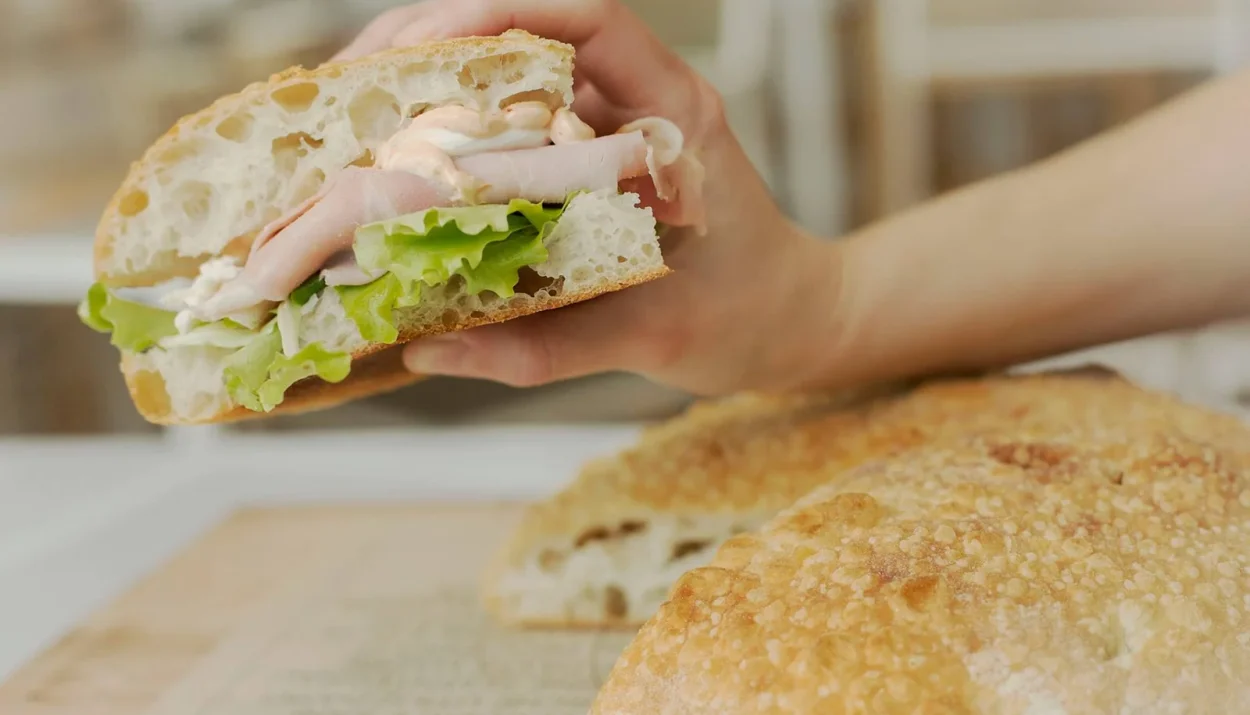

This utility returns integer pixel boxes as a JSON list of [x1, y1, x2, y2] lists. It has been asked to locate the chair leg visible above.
[[774, 0, 849, 237], [866, 0, 933, 217]]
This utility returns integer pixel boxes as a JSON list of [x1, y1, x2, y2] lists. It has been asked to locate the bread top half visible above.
[[94, 30, 575, 287]]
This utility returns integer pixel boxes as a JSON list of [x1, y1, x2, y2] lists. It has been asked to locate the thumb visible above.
[[402, 292, 679, 387]]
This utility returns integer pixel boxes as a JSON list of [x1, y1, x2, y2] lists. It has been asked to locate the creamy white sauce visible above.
[[410, 127, 551, 156]]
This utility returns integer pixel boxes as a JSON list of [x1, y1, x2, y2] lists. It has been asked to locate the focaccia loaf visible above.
[[591, 416, 1250, 713], [482, 368, 1250, 629]]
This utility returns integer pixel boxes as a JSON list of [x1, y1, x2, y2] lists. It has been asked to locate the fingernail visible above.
[[404, 334, 468, 374]]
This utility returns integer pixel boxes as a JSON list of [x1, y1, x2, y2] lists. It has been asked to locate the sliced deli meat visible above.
[[195, 129, 682, 321], [459, 131, 648, 203], [199, 168, 447, 317]]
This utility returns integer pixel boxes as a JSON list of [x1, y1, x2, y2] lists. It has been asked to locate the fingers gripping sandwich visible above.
[[79, 30, 701, 424]]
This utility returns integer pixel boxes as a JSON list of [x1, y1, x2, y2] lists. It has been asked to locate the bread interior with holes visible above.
[[79, 30, 701, 425]]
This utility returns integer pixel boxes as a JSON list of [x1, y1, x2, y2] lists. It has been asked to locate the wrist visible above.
[[750, 225, 856, 392]]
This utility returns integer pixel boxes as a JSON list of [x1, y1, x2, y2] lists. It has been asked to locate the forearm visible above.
[[817, 69, 1250, 388]]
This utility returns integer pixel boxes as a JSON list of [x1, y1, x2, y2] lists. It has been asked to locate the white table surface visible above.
[[0, 425, 643, 682]]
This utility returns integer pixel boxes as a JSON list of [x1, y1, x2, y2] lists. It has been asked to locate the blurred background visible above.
[[3, 0, 1250, 439]]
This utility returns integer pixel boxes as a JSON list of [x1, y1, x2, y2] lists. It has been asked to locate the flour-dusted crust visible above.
[[590, 376, 1250, 713], [481, 381, 919, 627]]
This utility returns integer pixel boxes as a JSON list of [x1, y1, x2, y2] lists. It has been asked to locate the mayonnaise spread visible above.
[[375, 102, 601, 203]]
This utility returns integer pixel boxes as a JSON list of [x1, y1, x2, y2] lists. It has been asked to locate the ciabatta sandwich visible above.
[[79, 30, 699, 424]]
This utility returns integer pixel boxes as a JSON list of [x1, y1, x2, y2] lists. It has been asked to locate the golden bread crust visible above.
[[590, 378, 1250, 713], [483, 369, 1250, 628]]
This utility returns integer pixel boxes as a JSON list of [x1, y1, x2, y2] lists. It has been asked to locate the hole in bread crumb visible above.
[[619, 520, 647, 535], [514, 267, 558, 296], [156, 138, 205, 165], [118, 190, 149, 217], [348, 87, 402, 142], [174, 181, 213, 225], [670, 539, 712, 563], [604, 586, 628, 619], [458, 52, 527, 92], [574, 526, 611, 549], [272, 82, 321, 113], [215, 113, 254, 142], [325, 96, 337, 107], [440, 309, 459, 328], [617, 255, 628, 263], [396, 60, 436, 90], [500, 89, 562, 110], [349, 149, 375, 168], [537, 549, 565, 573], [642, 244, 657, 257], [272, 132, 324, 177], [469, 310, 486, 320]]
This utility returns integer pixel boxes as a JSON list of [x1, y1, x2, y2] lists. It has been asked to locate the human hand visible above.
[[334, 0, 845, 396]]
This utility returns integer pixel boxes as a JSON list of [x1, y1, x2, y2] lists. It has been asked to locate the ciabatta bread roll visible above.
[[81, 30, 695, 424]]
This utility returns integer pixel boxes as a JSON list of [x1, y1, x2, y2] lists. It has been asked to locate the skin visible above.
[[334, 0, 1250, 397]]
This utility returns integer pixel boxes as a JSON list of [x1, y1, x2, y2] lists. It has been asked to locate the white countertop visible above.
[[0, 425, 643, 681]]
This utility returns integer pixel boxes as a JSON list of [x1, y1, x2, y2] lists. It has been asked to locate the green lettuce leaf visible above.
[[336, 273, 405, 344], [290, 275, 327, 306], [353, 197, 566, 297], [459, 226, 550, 298], [78, 282, 179, 352], [223, 324, 351, 412]]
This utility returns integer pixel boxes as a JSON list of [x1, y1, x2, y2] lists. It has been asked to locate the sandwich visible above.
[[590, 421, 1250, 713], [77, 30, 700, 424], [481, 368, 1250, 629]]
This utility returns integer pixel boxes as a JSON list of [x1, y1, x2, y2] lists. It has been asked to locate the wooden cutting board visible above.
[[0, 503, 633, 715]]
